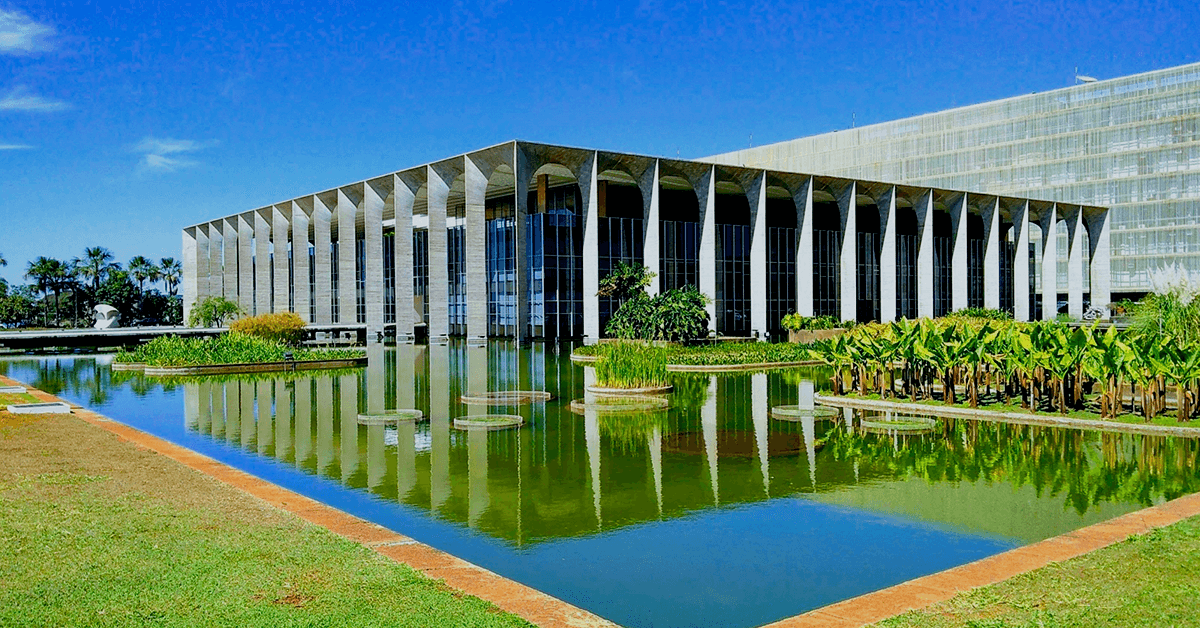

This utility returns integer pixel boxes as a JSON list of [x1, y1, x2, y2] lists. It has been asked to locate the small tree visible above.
[[188, 296, 243, 327], [597, 262, 655, 300]]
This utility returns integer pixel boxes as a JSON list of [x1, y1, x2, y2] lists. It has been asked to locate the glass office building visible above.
[[708, 62, 1200, 296]]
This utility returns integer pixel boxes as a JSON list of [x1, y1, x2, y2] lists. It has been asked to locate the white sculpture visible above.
[[93, 304, 121, 330]]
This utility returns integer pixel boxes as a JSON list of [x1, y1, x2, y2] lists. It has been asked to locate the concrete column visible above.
[[207, 223, 223, 303], [639, 160, 662, 295], [1064, 205, 1085, 319], [948, 194, 969, 312], [1039, 205, 1059, 321], [513, 146, 532, 340], [697, 166, 718, 333], [364, 182, 385, 340], [393, 175, 417, 342], [195, 226, 210, 313], [795, 177, 814, 317], [254, 210, 271, 315], [1012, 201, 1031, 321], [747, 172, 769, 337], [237, 214, 254, 318], [222, 218, 238, 305], [291, 202, 311, 322], [878, 186, 897, 322], [464, 156, 490, 343], [312, 196, 333, 325], [580, 152, 601, 342], [914, 191, 935, 318], [427, 166, 450, 342], [836, 182, 857, 322], [182, 228, 198, 326], [273, 206, 290, 314], [336, 189, 358, 324], [1086, 209, 1112, 317], [982, 197, 1002, 310]]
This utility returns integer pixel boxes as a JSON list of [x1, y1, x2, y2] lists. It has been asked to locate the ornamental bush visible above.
[[780, 313, 843, 331], [229, 311, 307, 345], [604, 286, 711, 342]]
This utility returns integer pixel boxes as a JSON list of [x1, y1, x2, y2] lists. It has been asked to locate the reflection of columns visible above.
[[394, 174, 417, 342], [273, 205, 290, 314], [698, 167, 718, 333], [1064, 206, 1085, 319], [427, 166, 450, 342], [367, 343, 385, 414], [1039, 206, 1059, 321], [211, 380, 225, 439], [339, 373, 359, 483], [914, 191, 935, 318], [1012, 201, 1031, 321], [752, 372, 769, 497], [313, 195, 334, 324], [254, 210, 271, 316], [184, 382, 199, 430], [468, 344, 488, 396], [843, 407, 853, 430], [468, 429, 489, 528], [257, 379, 272, 455], [464, 156, 490, 343], [837, 182, 857, 322], [1086, 209, 1111, 316], [702, 377, 719, 505], [585, 404, 602, 528], [291, 202, 311, 322], [429, 343, 451, 511], [275, 379, 291, 462], [337, 189, 358, 324], [640, 160, 662, 295], [796, 177, 814, 317], [240, 380, 254, 449], [237, 214, 254, 317], [223, 217, 239, 305], [982, 197, 1001, 310], [878, 186, 897, 322], [397, 344, 417, 408], [225, 381, 240, 442], [364, 182, 386, 338], [580, 152, 601, 342], [294, 377, 312, 467], [650, 425, 663, 518], [802, 412, 816, 489], [396, 418, 417, 501], [948, 194, 968, 312], [367, 424, 385, 490], [316, 376, 334, 473], [799, 378, 815, 410], [748, 172, 768, 337]]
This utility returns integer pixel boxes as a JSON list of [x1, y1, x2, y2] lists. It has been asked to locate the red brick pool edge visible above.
[[7, 372, 1199, 628]]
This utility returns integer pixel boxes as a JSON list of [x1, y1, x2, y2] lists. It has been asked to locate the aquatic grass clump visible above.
[[115, 332, 364, 368], [593, 342, 669, 389]]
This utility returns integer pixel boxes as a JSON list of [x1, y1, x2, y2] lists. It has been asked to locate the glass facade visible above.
[[383, 232, 395, 325], [486, 196, 518, 337], [527, 186, 582, 339], [709, 63, 1200, 294], [767, 226, 796, 337], [413, 229, 429, 325]]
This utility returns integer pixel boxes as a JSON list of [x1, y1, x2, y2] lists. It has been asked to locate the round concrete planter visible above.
[[111, 362, 146, 371], [460, 390, 553, 406], [453, 414, 524, 431], [769, 405, 840, 421], [585, 384, 673, 396], [141, 356, 366, 376], [568, 396, 671, 415], [357, 409, 424, 426], [860, 414, 938, 434]]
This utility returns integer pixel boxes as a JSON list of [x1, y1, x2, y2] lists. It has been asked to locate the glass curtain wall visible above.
[[383, 232, 395, 324], [486, 196, 518, 337], [660, 188, 701, 293], [414, 229, 429, 325], [716, 193, 751, 336], [447, 215, 467, 336], [813, 202, 841, 318], [767, 197, 797, 338], [527, 185, 583, 339], [597, 183, 645, 336]]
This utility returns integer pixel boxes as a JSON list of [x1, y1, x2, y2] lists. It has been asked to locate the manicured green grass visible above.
[[0, 392, 39, 405], [0, 413, 532, 628], [115, 332, 364, 368], [875, 514, 1200, 628], [576, 341, 818, 367]]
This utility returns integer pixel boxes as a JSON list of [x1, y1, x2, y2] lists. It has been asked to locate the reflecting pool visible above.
[[4, 343, 1199, 628]]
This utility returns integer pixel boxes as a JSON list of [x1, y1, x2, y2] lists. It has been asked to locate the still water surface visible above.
[[4, 342, 1199, 628]]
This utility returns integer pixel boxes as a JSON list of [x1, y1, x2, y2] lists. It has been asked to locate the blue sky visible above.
[[1, 0, 1198, 285]]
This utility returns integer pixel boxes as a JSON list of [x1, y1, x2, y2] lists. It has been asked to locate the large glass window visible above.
[[487, 196, 517, 337]]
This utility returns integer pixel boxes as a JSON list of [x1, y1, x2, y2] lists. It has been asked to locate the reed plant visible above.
[[593, 342, 669, 388]]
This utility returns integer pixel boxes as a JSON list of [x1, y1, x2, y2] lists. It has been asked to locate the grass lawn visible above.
[[0, 410, 532, 628], [0, 391, 40, 405], [875, 514, 1200, 628]]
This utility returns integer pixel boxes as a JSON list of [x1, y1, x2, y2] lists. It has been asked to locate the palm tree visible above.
[[25, 256, 64, 326], [78, 246, 118, 293], [159, 257, 182, 296], [128, 256, 157, 294]]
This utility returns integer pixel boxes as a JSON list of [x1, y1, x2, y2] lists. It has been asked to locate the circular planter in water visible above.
[[357, 409, 425, 426], [585, 384, 673, 396], [769, 405, 840, 422], [568, 395, 671, 415], [453, 414, 524, 431], [859, 414, 938, 434], [460, 390, 554, 406]]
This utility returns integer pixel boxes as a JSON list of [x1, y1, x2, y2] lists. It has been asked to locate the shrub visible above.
[[188, 296, 242, 327], [229, 311, 307, 345], [596, 262, 655, 300], [780, 313, 844, 331], [115, 331, 359, 367], [946, 307, 1013, 321], [605, 285, 711, 342], [593, 342, 668, 388]]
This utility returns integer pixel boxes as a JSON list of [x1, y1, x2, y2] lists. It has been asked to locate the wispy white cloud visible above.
[[0, 86, 69, 112], [0, 8, 54, 55], [0, 143, 33, 150], [134, 136, 217, 173]]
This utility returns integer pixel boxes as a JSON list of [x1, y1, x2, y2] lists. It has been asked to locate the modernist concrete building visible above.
[[708, 61, 1200, 297], [182, 141, 1108, 341]]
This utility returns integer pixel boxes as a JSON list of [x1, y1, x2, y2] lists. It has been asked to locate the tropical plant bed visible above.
[[115, 332, 365, 374], [573, 341, 820, 369]]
